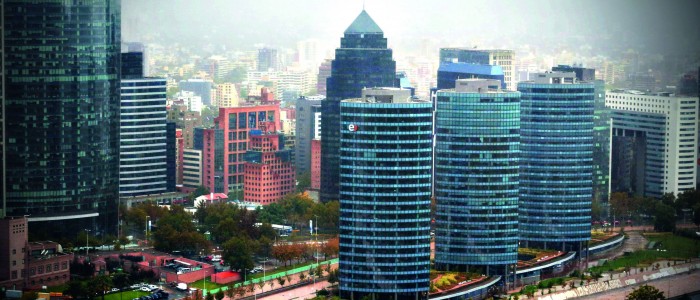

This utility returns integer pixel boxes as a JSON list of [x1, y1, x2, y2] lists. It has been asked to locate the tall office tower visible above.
[[212, 105, 281, 194], [215, 83, 240, 108], [257, 48, 278, 72], [310, 139, 321, 190], [243, 122, 295, 205], [317, 59, 332, 96], [552, 65, 611, 204], [167, 104, 202, 149], [2, 1, 120, 236], [201, 128, 225, 193], [119, 52, 172, 198], [440, 48, 516, 91], [339, 88, 432, 300], [434, 79, 519, 282], [320, 10, 397, 202], [295, 96, 324, 174], [518, 72, 594, 251], [606, 90, 698, 197], [166, 122, 177, 192], [179, 79, 213, 106], [436, 63, 505, 89]]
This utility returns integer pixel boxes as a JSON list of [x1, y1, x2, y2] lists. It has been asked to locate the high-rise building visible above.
[[175, 91, 203, 113], [243, 122, 295, 205], [440, 48, 516, 91], [552, 65, 611, 204], [257, 48, 278, 72], [2, 0, 121, 236], [339, 88, 432, 300], [606, 90, 697, 197], [179, 79, 213, 106], [436, 63, 505, 90], [175, 129, 185, 185], [211, 105, 281, 194], [215, 83, 240, 108], [518, 72, 594, 251], [120, 72, 171, 198], [434, 79, 520, 281], [320, 10, 397, 202], [201, 128, 225, 193], [182, 149, 203, 192], [317, 59, 332, 96], [167, 105, 202, 149], [295, 96, 324, 174]]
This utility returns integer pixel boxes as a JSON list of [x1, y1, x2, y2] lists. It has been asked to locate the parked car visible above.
[[111, 288, 120, 292], [130, 284, 141, 290], [176, 283, 188, 291], [140, 287, 151, 292]]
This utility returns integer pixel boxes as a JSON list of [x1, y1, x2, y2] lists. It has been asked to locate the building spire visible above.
[[344, 9, 383, 34]]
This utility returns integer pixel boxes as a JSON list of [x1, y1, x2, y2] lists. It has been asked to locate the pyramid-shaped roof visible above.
[[344, 10, 383, 34]]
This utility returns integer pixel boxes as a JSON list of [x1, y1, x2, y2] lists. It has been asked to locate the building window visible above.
[[12, 271, 17, 279], [62, 262, 68, 270], [12, 249, 16, 255]]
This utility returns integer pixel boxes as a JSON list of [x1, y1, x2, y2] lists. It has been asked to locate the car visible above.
[[176, 283, 188, 291], [111, 288, 120, 292], [148, 285, 159, 291], [140, 287, 151, 292]]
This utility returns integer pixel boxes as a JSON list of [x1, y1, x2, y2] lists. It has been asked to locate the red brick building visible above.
[[311, 139, 321, 190], [0, 217, 72, 290], [208, 105, 281, 194], [243, 122, 295, 205]]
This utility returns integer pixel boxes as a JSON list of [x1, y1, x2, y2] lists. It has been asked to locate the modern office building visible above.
[[552, 65, 611, 204], [179, 79, 213, 106], [119, 50, 175, 198], [175, 129, 185, 185], [211, 105, 281, 194], [321, 10, 397, 202], [257, 48, 279, 71], [295, 96, 324, 174], [317, 59, 332, 96], [606, 90, 697, 197], [434, 79, 520, 281], [440, 48, 516, 91], [518, 72, 594, 251], [2, 0, 121, 236], [243, 122, 295, 205], [339, 88, 432, 300], [175, 91, 203, 113], [182, 149, 203, 192], [167, 105, 202, 149], [436, 63, 505, 90]]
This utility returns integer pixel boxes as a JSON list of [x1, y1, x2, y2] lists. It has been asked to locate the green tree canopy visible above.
[[626, 284, 665, 300], [222, 236, 255, 272]]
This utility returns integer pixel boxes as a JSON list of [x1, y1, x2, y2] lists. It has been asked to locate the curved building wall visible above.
[[339, 101, 432, 300], [518, 82, 594, 250], [434, 90, 520, 277], [3, 0, 120, 235]]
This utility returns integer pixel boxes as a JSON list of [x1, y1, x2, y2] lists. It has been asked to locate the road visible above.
[[576, 270, 700, 299]]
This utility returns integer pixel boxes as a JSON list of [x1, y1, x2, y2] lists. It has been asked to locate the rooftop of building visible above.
[[344, 10, 383, 34], [440, 47, 514, 53], [521, 71, 590, 84], [438, 62, 504, 75], [608, 89, 694, 98], [439, 79, 513, 94], [343, 87, 428, 104]]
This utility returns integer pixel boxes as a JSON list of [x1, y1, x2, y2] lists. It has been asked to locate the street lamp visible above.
[[314, 215, 319, 293]]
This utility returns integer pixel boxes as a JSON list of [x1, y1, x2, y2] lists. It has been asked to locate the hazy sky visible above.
[[122, 0, 700, 57]]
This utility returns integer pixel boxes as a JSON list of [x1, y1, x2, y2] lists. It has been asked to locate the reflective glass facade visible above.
[[518, 81, 594, 251], [339, 100, 432, 300], [3, 0, 120, 235], [120, 78, 170, 197], [434, 90, 520, 277], [320, 10, 396, 202]]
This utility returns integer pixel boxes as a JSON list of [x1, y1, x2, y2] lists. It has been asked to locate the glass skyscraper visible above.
[[2, 0, 121, 236], [339, 88, 432, 300], [320, 10, 396, 202], [518, 72, 594, 251], [434, 79, 520, 281]]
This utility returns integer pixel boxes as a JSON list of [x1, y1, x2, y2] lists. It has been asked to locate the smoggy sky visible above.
[[122, 0, 700, 57]]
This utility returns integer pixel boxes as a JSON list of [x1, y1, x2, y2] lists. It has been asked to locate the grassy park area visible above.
[[104, 290, 149, 300]]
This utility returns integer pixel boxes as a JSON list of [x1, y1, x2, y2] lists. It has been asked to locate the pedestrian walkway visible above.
[[205, 258, 338, 297]]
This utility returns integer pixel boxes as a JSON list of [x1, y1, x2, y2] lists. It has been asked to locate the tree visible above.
[[188, 186, 211, 201], [299, 271, 307, 281], [214, 290, 225, 300], [327, 269, 339, 285], [626, 284, 665, 300], [296, 171, 311, 192], [277, 276, 286, 287], [205, 293, 214, 300], [654, 202, 676, 232], [693, 204, 700, 227], [112, 273, 130, 294], [64, 281, 88, 299], [152, 205, 210, 253], [610, 192, 631, 218], [89, 275, 113, 300], [222, 236, 255, 272]]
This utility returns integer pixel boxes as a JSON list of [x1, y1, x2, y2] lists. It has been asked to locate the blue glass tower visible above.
[[434, 79, 520, 280], [3, 0, 121, 236], [339, 88, 432, 300], [518, 72, 594, 251], [320, 10, 397, 202]]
